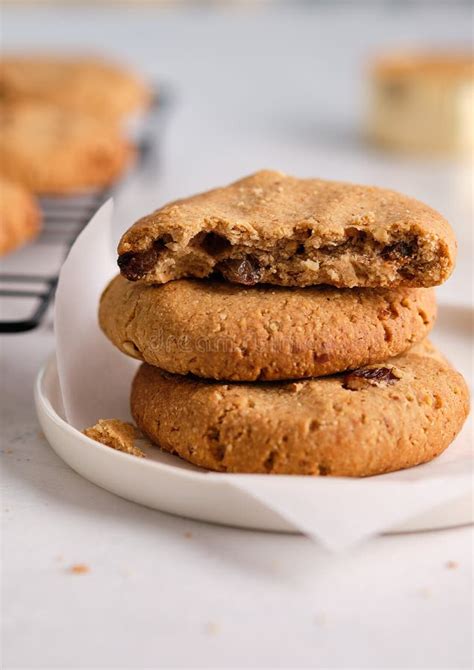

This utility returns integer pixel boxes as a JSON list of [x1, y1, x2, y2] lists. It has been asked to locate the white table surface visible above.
[[1, 3, 473, 669]]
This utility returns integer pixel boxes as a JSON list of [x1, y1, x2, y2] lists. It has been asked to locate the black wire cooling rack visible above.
[[0, 89, 167, 334], [0, 189, 111, 333]]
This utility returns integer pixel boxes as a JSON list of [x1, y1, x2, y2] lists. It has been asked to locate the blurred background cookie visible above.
[[0, 54, 151, 124], [367, 51, 474, 155], [0, 176, 41, 256], [0, 104, 135, 194]]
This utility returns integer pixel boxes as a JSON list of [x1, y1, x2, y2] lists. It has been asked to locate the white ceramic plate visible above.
[[36, 355, 301, 532], [35, 329, 473, 536]]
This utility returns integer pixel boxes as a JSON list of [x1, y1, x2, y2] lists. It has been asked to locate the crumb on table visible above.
[[69, 563, 90, 575]]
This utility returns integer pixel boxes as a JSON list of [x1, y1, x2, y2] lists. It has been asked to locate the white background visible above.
[[1, 2, 473, 669]]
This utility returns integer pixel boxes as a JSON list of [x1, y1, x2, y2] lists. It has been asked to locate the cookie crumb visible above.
[[445, 560, 458, 570], [69, 563, 90, 575], [184, 531, 193, 539], [83, 419, 146, 458]]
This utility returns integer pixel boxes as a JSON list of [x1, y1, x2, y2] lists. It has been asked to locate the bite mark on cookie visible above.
[[116, 171, 455, 288], [118, 235, 173, 281]]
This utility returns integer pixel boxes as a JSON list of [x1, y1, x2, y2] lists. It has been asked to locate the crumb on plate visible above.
[[83, 419, 146, 458]]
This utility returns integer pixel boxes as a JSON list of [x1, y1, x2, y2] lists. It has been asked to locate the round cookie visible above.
[[0, 104, 134, 194], [99, 275, 436, 381], [116, 170, 456, 289], [130, 345, 470, 477], [0, 177, 41, 255], [0, 55, 150, 123]]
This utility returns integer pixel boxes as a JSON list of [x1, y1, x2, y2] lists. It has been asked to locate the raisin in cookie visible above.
[[100, 275, 436, 381], [0, 177, 41, 255], [0, 104, 134, 194], [130, 345, 469, 477], [117, 170, 455, 289], [0, 55, 150, 123]]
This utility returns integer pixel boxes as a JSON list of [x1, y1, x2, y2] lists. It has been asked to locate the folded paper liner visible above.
[[55, 201, 473, 551]]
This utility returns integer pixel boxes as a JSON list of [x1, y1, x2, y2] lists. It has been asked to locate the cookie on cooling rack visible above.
[[0, 176, 41, 256], [0, 55, 151, 123], [0, 104, 134, 194]]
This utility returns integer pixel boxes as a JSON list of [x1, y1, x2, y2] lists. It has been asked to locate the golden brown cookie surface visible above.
[[130, 345, 470, 477], [0, 177, 41, 255], [117, 170, 456, 288], [0, 104, 134, 194], [99, 275, 436, 381], [0, 55, 150, 122]]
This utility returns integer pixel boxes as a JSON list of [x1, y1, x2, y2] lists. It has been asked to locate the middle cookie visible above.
[[100, 276, 436, 381]]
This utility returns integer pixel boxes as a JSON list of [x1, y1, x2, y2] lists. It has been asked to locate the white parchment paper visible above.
[[55, 201, 473, 550]]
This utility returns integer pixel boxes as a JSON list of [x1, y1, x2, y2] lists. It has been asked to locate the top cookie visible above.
[[0, 55, 150, 123], [117, 170, 456, 289]]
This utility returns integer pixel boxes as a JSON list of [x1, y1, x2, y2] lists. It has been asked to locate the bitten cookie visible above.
[[130, 345, 470, 477], [117, 170, 456, 289], [0, 55, 150, 123], [0, 104, 134, 194], [99, 275, 436, 381], [0, 177, 41, 255]]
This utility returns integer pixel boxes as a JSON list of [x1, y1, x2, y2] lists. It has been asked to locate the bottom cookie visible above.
[[130, 343, 469, 477]]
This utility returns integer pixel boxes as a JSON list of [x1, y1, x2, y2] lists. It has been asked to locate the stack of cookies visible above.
[[98, 170, 469, 476], [0, 54, 150, 256]]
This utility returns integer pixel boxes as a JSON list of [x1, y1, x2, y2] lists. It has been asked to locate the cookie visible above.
[[0, 55, 150, 123], [0, 177, 41, 255], [0, 104, 134, 194], [99, 274, 436, 381], [117, 170, 456, 289], [130, 344, 469, 476]]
